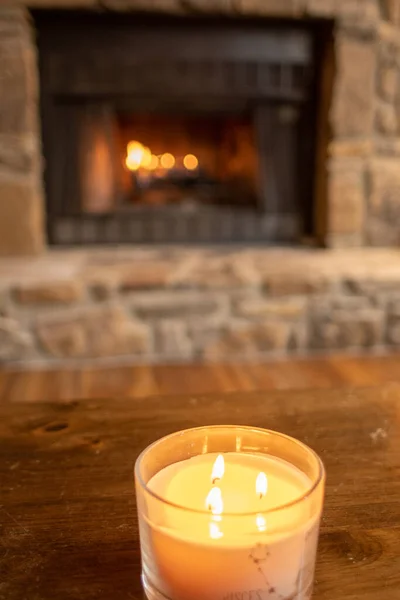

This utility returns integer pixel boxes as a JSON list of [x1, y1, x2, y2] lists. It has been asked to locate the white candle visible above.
[[137, 448, 323, 600]]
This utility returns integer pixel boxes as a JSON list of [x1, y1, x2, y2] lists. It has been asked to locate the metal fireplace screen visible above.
[[36, 12, 317, 245]]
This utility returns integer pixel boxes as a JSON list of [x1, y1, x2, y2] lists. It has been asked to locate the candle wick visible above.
[[212, 477, 220, 485], [259, 493, 263, 499]]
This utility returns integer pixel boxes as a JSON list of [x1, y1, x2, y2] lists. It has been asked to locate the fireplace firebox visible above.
[[36, 12, 319, 245]]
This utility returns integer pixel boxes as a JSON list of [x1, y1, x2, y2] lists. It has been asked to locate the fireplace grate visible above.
[[53, 209, 298, 246], [36, 12, 318, 246]]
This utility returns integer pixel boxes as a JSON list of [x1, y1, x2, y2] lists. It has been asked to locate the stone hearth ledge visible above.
[[1, 246, 400, 364]]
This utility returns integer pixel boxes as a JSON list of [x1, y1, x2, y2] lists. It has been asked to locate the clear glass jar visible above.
[[135, 425, 325, 600]]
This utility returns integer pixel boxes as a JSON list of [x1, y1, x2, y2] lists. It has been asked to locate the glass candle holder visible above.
[[135, 426, 325, 600]]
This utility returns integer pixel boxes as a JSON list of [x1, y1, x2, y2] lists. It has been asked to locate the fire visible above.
[[127, 140, 143, 156], [148, 155, 159, 170], [160, 153, 175, 169], [125, 154, 141, 171], [141, 147, 153, 168], [125, 143, 197, 173], [211, 454, 225, 484], [125, 141, 152, 172], [256, 472, 268, 499], [183, 154, 198, 170]]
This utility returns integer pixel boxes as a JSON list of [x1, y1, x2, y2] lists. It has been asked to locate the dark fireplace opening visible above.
[[118, 112, 259, 210], [82, 110, 259, 213], [35, 11, 323, 246]]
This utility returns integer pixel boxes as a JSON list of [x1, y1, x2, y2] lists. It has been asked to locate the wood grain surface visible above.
[[2, 354, 400, 404], [1, 385, 400, 599]]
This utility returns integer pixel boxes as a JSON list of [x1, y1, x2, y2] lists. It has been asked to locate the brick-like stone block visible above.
[[155, 320, 193, 357], [119, 261, 173, 292], [387, 296, 400, 317], [329, 139, 373, 158], [0, 178, 44, 256], [14, 281, 83, 305], [374, 136, 400, 155], [327, 159, 365, 237], [0, 134, 36, 174], [131, 291, 227, 319], [36, 305, 150, 358], [331, 34, 376, 138], [378, 65, 398, 101], [385, 296, 400, 345], [387, 321, 400, 344], [0, 8, 27, 41], [306, 0, 335, 16], [235, 0, 306, 16], [376, 101, 398, 134], [262, 273, 329, 296], [331, 294, 373, 309], [378, 22, 400, 66], [171, 254, 259, 289], [344, 277, 400, 296], [0, 316, 33, 362], [0, 30, 35, 136], [234, 296, 307, 319], [90, 282, 114, 301], [335, 0, 380, 28], [203, 321, 293, 358], [310, 305, 384, 349], [381, 0, 400, 25], [366, 158, 400, 245]]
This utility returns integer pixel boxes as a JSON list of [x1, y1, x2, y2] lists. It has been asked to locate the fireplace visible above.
[[1, 3, 400, 365], [35, 12, 321, 245]]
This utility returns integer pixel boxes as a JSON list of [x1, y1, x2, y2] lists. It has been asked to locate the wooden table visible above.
[[1, 385, 400, 599]]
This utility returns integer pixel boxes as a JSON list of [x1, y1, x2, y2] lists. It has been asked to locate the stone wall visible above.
[[0, 8, 44, 256], [0, 1, 400, 254], [1, 247, 400, 364]]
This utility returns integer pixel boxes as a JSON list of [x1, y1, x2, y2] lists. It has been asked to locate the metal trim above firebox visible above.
[[36, 12, 317, 246]]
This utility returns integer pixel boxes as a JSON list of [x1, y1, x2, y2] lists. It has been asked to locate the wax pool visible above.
[[138, 452, 321, 600]]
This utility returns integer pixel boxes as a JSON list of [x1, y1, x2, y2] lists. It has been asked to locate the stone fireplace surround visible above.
[[2, 0, 400, 364]]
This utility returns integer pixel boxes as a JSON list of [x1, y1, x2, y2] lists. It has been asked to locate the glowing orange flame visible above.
[[148, 155, 159, 170], [125, 141, 152, 171], [211, 454, 225, 484], [125, 154, 140, 171], [183, 154, 198, 170], [160, 153, 175, 169], [256, 472, 268, 499]]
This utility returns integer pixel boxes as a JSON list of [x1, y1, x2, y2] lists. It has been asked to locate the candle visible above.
[[135, 426, 325, 600]]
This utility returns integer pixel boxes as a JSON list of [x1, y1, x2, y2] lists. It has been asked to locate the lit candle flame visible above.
[[205, 487, 223, 519], [256, 472, 268, 499], [256, 513, 267, 532], [211, 454, 225, 484]]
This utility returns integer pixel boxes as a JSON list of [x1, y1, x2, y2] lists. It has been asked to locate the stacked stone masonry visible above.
[[1, 247, 400, 364], [1, 1, 400, 252]]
